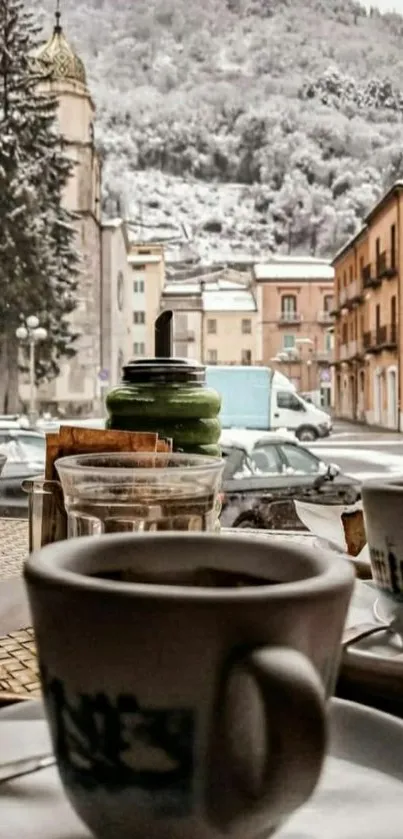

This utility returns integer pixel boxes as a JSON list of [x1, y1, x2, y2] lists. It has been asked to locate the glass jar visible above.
[[106, 358, 221, 456]]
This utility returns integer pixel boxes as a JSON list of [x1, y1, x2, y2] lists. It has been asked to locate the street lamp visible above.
[[16, 316, 48, 425]]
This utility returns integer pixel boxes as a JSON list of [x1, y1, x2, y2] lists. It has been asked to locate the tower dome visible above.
[[36, 5, 86, 86]]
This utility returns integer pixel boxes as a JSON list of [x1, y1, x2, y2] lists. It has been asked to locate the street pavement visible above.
[[309, 421, 403, 481]]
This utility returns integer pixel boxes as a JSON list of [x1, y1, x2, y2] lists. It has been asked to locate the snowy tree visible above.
[[0, 0, 79, 412], [30, 0, 403, 262]]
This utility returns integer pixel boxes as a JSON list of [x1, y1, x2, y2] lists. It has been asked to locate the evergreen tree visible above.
[[0, 0, 79, 412]]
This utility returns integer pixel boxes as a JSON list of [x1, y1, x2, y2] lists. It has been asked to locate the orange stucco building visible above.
[[254, 258, 334, 406], [333, 182, 402, 428]]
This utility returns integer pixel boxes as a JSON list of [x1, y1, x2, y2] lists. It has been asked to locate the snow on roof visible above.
[[204, 287, 256, 312], [163, 277, 256, 311], [254, 260, 334, 281], [163, 281, 201, 296]]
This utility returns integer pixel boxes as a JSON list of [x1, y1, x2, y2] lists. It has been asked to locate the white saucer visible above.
[[1, 699, 403, 838], [342, 580, 403, 699]]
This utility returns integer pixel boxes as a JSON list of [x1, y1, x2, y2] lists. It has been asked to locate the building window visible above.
[[342, 323, 348, 344], [324, 295, 333, 312], [207, 349, 217, 364], [349, 266, 353, 283], [391, 296, 397, 341], [281, 295, 296, 314], [241, 349, 252, 365], [241, 318, 252, 334], [207, 318, 217, 334], [343, 271, 346, 287], [133, 311, 145, 324], [133, 279, 145, 293], [376, 238, 381, 272], [133, 342, 145, 355], [117, 270, 124, 312], [283, 334, 295, 349], [325, 332, 332, 352], [391, 224, 396, 269], [133, 264, 146, 271]]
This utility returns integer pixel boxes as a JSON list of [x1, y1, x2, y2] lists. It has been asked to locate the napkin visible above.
[[294, 499, 370, 564]]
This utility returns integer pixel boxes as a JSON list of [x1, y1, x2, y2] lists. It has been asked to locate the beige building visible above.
[[101, 221, 133, 392], [253, 257, 334, 405], [161, 269, 260, 364], [129, 244, 165, 359]]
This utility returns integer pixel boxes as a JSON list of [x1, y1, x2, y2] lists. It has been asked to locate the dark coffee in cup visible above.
[[88, 567, 273, 587]]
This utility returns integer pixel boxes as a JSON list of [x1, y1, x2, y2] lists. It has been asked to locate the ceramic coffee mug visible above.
[[362, 478, 403, 598], [25, 532, 354, 839]]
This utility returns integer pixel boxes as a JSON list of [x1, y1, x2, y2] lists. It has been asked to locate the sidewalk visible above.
[[332, 418, 403, 437]]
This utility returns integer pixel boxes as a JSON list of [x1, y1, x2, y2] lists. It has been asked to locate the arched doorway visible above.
[[387, 366, 398, 430]]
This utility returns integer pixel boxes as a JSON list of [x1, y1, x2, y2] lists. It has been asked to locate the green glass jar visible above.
[[106, 358, 221, 456]]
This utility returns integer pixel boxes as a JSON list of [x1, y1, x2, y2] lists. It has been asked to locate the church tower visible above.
[[36, 3, 102, 414]]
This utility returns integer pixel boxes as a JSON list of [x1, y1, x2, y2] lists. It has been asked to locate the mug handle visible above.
[[208, 646, 326, 831]]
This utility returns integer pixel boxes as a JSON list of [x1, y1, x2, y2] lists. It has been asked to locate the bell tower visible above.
[[36, 1, 102, 413]]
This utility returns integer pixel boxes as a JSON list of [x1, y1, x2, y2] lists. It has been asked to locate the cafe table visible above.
[[1, 517, 403, 718]]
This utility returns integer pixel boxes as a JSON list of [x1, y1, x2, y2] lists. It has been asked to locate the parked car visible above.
[[219, 431, 360, 530], [0, 429, 45, 517]]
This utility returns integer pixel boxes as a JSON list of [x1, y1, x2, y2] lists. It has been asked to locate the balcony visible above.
[[175, 329, 195, 343], [347, 339, 363, 358], [338, 279, 363, 311], [362, 251, 398, 290], [346, 279, 363, 307], [362, 263, 380, 290], [376, 250, 397, 280], [363, 323, 397, 353], [317, 310, 334, 325], [315, 349, 332, 363], [339, 287, 348, 307], [277, 312, 303, 325], [337, 340, 362, 363]]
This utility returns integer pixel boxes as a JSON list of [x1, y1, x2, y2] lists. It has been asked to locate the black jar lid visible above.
[[122, 357, 206, 384]]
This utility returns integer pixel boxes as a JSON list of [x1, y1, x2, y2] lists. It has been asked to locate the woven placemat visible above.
[[0, 627, 40, 696]]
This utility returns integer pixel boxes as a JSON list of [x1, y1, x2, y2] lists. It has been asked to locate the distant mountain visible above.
[[35, 0, 403, 260]]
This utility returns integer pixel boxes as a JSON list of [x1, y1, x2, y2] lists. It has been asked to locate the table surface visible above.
[[0, 519, 30, 636]]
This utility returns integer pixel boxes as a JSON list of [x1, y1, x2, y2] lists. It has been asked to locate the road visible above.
[[309, 421, 403, 481]]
